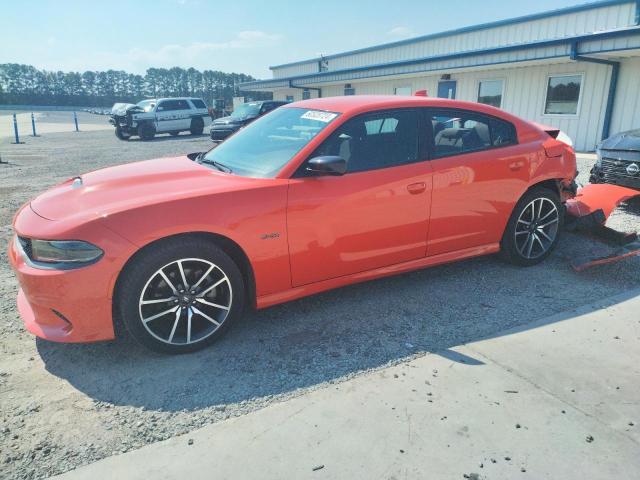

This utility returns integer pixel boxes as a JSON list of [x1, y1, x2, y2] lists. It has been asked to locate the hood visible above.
[[30, 155, 253, 222], [600, 129, 640, 151], [213, 115, 250, 125], [111, 103, 142, 116]]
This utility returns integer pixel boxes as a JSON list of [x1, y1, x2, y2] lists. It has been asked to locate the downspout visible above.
[[570, 42, 620, 141], [288, 80, 322, 98]]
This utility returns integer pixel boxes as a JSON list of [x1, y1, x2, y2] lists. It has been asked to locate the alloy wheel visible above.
[[138, 258, 232, 345], [514, 197, 560, 260]]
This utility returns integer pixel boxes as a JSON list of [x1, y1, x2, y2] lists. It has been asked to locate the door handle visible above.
[[509, 161, 525, 171], [407, 182, 427, 194]]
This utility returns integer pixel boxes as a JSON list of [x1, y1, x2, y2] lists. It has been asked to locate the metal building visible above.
[[239, 0, 640, 151]]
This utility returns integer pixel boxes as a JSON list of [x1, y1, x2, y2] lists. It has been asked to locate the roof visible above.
[[239, 25, 640, 90], [269, 0, 637, 70]]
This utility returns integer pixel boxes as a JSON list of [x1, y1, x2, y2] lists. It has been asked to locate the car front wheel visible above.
[[500, 188, 563, 266], [117, 238, 245, 354]]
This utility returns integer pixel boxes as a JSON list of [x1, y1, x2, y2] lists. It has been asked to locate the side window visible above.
[[490, 118, 517, 147], [428, 109, 516, 158], [158, 100, 178, 111], [261, 103, 275, 114], [191, 99, 207, 109], [311, 109, 420, 173], [176, 99, 191, 110]]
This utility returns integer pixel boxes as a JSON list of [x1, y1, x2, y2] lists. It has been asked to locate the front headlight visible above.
[[18, 237, 103, 268]]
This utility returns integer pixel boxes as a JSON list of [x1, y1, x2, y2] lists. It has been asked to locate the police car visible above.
[[110, 98, 211, 140]]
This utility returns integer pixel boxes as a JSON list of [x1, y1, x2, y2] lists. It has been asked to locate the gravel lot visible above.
[[0, 128, 638, 479]]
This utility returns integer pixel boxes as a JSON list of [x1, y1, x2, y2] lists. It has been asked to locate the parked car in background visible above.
[[209, 100, 287, 141], [110, 97, 211, 140], [10, 95, 576, 354], [590, 129, 640, 189]]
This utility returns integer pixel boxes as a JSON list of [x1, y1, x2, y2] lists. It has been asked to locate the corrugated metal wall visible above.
[[271, 2, 636, 78], [611, 57, 640, 134]]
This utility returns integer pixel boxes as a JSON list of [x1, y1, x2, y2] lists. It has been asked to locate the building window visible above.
[[544, 74, 583, 115], [285, 95, 294, 103], [344, 84, 355, 96], [302, 89, 311, 100], [477, 80, 504, 108], [394, 86, 412, 96]]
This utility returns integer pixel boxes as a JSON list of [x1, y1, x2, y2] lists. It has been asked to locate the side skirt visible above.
[[256, 243, 500, 309]]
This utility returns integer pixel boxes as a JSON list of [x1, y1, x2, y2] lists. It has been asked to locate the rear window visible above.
[[191, 99, 207, 109]]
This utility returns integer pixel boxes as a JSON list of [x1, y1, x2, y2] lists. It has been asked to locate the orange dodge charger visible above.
[[9, 96, 577, 353]]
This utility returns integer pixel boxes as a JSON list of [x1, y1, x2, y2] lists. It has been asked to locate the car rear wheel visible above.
[[190, 117, 204, 135], [138, 123, 156, 141], [500, 188, 563, 266], [117, 238, 245, 354]]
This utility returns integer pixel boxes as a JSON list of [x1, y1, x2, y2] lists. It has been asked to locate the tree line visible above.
[[0, 64, 269, 107]]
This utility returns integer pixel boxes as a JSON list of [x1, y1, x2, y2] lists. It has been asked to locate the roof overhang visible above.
[[239, 26, 640, 92]]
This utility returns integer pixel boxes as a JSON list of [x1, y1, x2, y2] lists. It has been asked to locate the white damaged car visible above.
[[110, 98, 211, 140]]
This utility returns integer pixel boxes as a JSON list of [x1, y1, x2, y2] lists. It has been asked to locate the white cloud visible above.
[[387, 26, 415, 39], [46, 30, 283, 76]]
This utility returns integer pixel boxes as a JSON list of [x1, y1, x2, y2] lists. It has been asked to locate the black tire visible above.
[[500, 187, 563, 266], [115, 127, 129, 141], [116, 237, 245, 354], [190, 117, 204, 135], [169, 131, 180, 137], [138, 122, 156, 141]]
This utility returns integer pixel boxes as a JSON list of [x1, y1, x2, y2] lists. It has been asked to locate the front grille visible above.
[[18, 236, 33, 260], [599, 154, 640, 187]]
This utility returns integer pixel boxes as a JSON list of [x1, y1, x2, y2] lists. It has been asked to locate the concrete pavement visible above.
[[55, 289, 640, 480]]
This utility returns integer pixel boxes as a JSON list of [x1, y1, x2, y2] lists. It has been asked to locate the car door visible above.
[[287, 109, 433, 287], [425, 108, 530, 256], [174, 99, 194, 130], [155, 100, 179, 132]]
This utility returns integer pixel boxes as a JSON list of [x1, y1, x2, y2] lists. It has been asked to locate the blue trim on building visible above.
[[570, 43, 621, 140], [269, 0, 636, 70], [240, 26, 640, 89]]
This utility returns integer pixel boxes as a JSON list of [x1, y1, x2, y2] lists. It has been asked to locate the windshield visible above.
[[136, 100, 156, 112], [230, 102, 261, 119], [202, 107, 339, 178]]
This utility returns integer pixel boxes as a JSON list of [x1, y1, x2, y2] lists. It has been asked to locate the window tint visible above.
[[191, 99, 207, 109], [429, 109, 516, 157], [157, 100, 176, 111], [176, 99, 191, 110], [477, 80, 504, 108], [311, 109, 419, 173], [544, 74, 582, 115]]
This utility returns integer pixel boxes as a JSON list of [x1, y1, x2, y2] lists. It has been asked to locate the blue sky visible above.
[[2, 0, 587, 78]]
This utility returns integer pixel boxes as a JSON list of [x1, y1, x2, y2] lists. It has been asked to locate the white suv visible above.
[[110, 98, 211, 140]]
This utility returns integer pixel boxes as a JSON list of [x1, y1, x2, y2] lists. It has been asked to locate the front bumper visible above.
[[210, 125, 240, 141], [8, 205, 135, 343]]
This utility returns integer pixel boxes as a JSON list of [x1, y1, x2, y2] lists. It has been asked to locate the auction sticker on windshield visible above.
[[300, 110, 338, 123]]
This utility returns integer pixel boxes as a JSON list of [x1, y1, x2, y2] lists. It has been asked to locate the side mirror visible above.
[[306, 156, 347, 176], [157, 106, 164, 111]]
